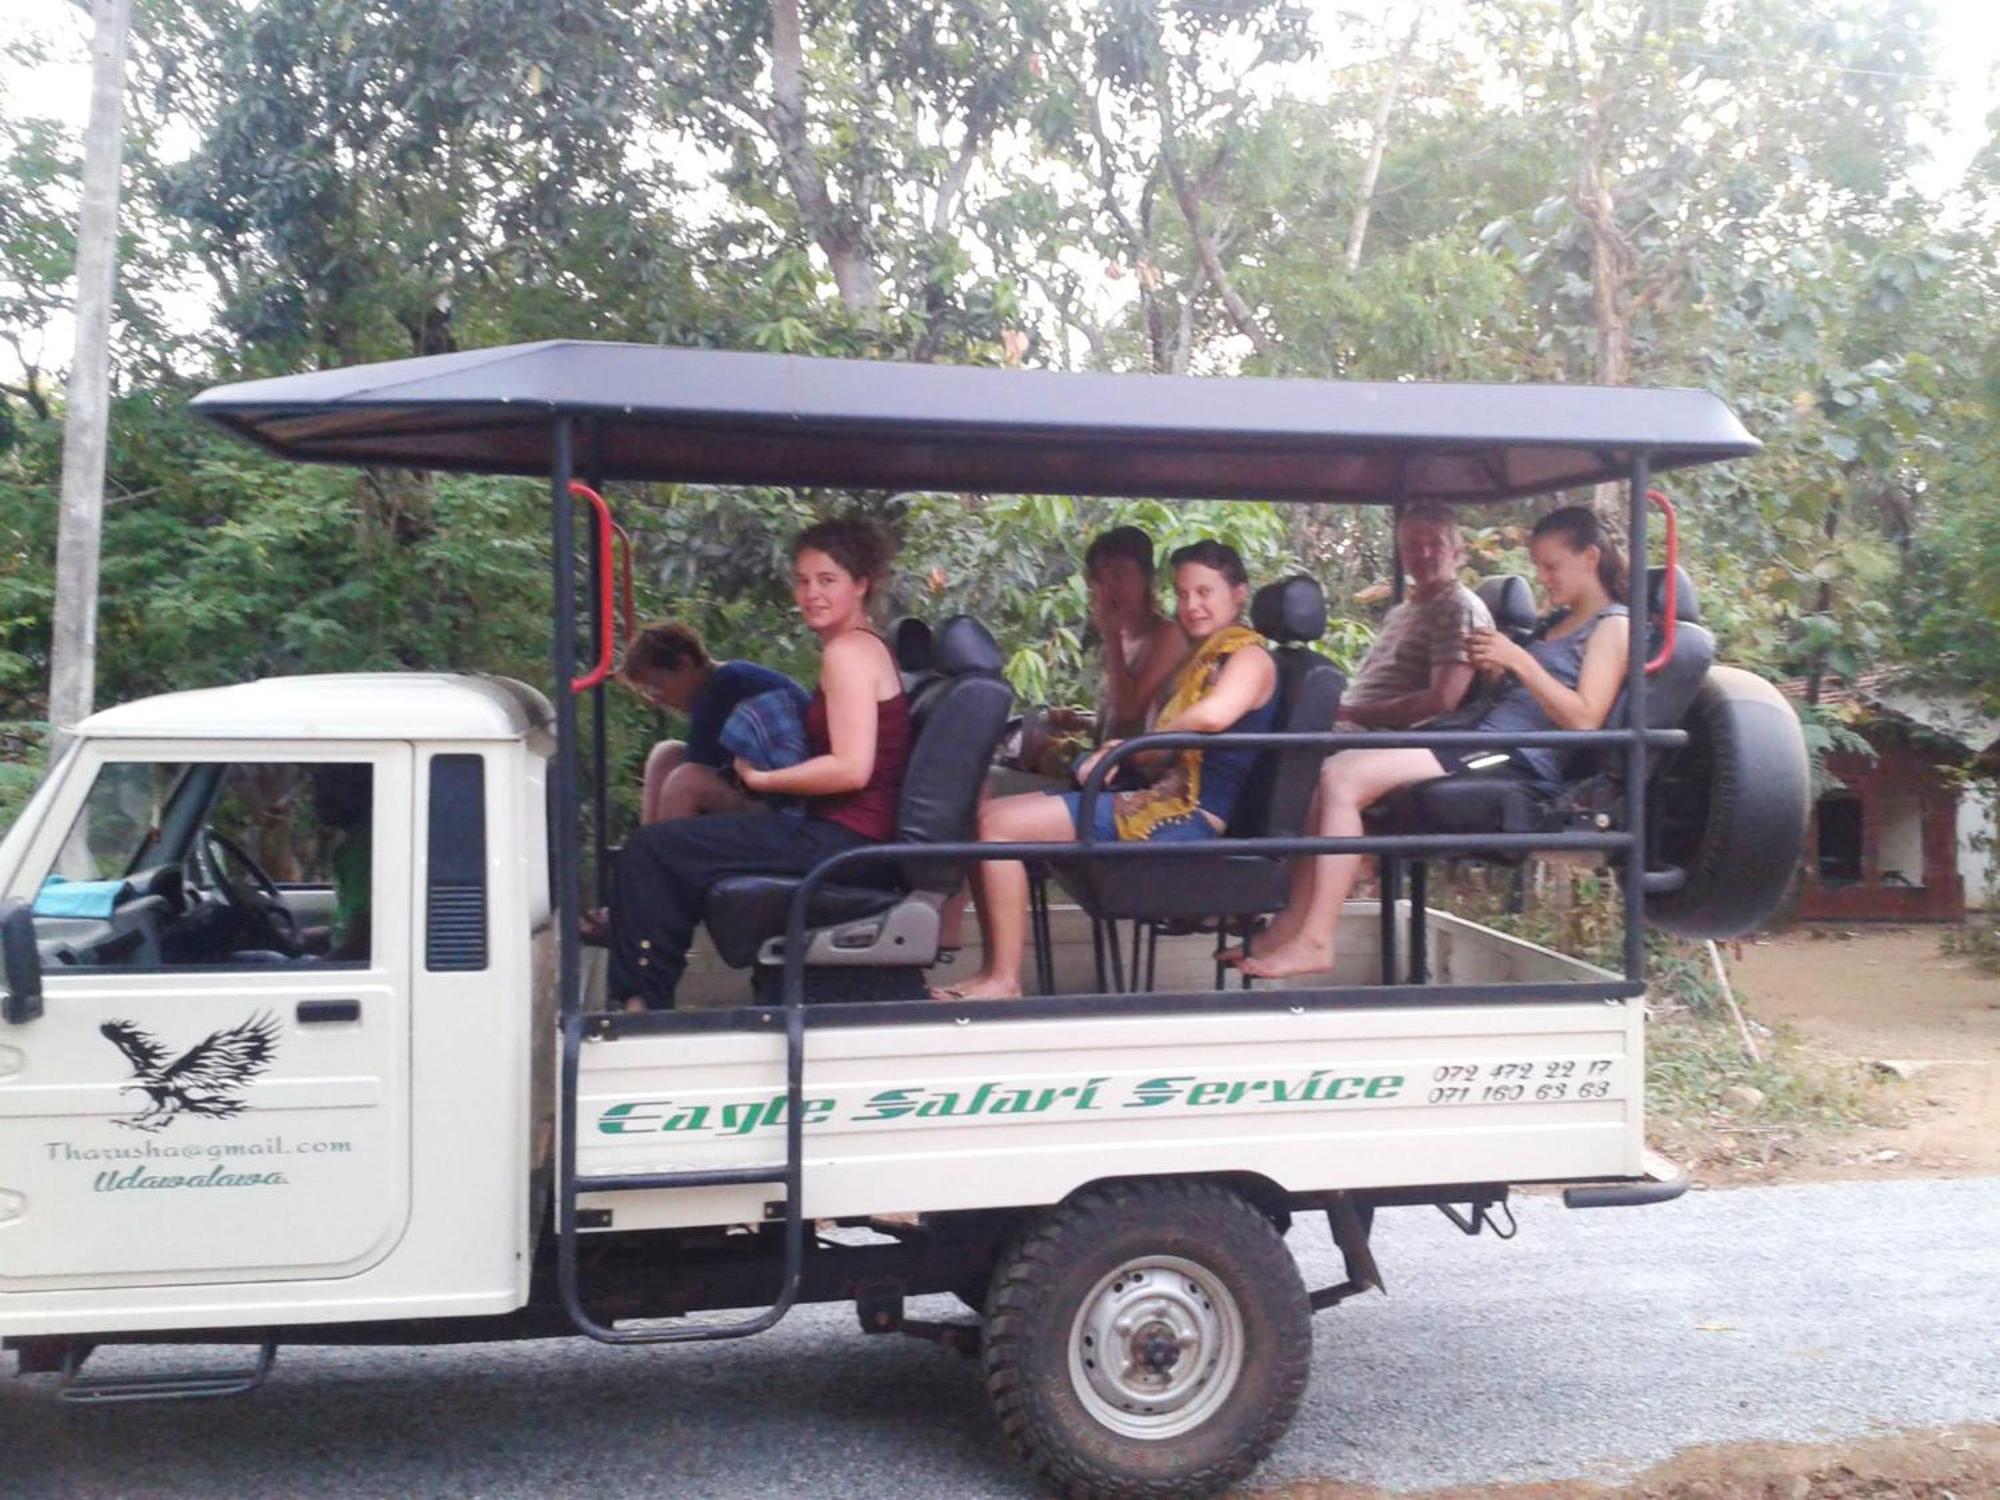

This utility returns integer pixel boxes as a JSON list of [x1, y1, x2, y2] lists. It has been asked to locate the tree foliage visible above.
[[0, 0, 1994, 838]]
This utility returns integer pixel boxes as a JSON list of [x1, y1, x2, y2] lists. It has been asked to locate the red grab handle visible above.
[[1644, 488, 1678, 676], [570, 482, 617, 693]]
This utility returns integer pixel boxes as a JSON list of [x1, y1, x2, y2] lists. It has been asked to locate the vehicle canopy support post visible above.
[[1624, 451, 1651, 984], [1407, 859, 1428, 983], [1378, 858, 1400, 986], [551, 419, 581, 1019], [1379, 467, 1410, 986], [585, 422, 611, 908]]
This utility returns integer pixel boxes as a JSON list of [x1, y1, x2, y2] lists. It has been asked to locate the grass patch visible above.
[[1645, 1007, 1876, 1130], [1941, 910, 2000, 975]]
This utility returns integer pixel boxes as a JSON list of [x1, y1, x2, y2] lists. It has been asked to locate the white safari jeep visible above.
[[0, 345, 1808, 1499]]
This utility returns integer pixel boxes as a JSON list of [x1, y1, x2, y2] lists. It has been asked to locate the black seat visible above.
[[704, 615, 1013, 1001], [1477, 574, 1537, 644], [1371, 566, 1714, 837], [890, 615, 935, 695], [1427, 573, 1539, 728], [1049, 575, 1345, 991]]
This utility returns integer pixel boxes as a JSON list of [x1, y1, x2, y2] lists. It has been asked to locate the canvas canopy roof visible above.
[[190, 340, 1759, 504]]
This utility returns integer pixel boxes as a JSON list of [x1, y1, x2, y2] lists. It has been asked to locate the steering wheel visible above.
[[193, 827, 303, 956]]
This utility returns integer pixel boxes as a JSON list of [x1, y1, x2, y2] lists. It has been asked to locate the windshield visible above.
[[48, 761, 190, 883]]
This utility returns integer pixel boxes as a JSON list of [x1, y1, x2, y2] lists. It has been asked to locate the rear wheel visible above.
[[982, 1179, 1310, 1499]]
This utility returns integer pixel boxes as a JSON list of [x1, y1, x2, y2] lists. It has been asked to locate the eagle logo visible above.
[[99, 1013, 282, 1132]]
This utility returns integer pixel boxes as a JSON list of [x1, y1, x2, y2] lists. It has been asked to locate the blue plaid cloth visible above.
[[719, 684, 812, 772]]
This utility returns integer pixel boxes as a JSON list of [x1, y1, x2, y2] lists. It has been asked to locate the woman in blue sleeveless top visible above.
[[1241, 506, 1630, 979]]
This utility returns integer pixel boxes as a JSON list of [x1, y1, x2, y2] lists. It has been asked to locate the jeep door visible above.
[[0, 744, 413, 1291]]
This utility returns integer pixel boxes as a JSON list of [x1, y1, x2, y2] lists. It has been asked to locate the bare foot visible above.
[[1214, 938, 1264, 968], [1219, 915, 1296, 968], [619, 996, 648, 1014], [1240, 939, 1335, 979], [931, 973, 1023, 1001]]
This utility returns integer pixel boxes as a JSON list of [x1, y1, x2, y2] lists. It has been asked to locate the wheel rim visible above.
[[1067, 1253, 1245, 1440]]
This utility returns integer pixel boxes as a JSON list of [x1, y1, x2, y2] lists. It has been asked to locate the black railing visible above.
[[544, 420, 1671, 1346]]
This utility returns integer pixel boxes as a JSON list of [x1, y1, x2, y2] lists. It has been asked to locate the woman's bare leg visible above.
[[935, 793, 1078, 1000], [1218, 781, 1326, 965], [1242, 748, 1446, 978], [936, 774, 1001, 952]]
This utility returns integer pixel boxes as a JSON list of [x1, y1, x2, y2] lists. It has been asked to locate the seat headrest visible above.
[[891, 616, 934, 673], [1251, 575, 1326, 644], [1646, 565, 1700, 625], [1476, 575, 1537, 637], [932, 614, 1002, 676]]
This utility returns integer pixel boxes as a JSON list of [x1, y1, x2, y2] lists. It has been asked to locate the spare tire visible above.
[[1645, 666, 1810, 939]]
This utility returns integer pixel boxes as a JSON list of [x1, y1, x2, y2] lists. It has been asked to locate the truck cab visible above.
[[0, 674, 554, 1328]]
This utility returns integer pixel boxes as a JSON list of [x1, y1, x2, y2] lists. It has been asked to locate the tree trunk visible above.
[[768, 0, 880, 318], [1154, 75, 1273, 361], [1576, 81, 1634, 517], [1577, 88, 1631, 388], [50, 0, 132, 748], [1345, 9, 1424, 274], [1803, 492, 1844, 707]]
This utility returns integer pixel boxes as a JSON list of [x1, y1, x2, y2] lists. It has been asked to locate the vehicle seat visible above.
[[1478, 574, 1538, 644], [891, 615, 936, 695], [1432, 573, 1540, 726], [1370, 566, 1712, 837], [1048, 576, 1345, 984], [703, 615, 1013, 995]]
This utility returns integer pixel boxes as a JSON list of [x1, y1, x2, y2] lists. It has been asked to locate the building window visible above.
[[1815, 793, 1863, 885]]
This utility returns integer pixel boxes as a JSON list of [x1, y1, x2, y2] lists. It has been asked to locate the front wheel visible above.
[[981, 1179, 1311, 1499]]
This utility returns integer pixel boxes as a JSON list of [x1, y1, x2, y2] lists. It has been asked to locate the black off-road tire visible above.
[[981, 1179, 1311, 1500], [1646, 666, 1810, 939]]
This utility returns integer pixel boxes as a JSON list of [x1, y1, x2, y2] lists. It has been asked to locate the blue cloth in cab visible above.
[[34, 875, 128, 919]]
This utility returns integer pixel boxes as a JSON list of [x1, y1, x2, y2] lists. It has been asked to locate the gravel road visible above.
[[6, 1175, 1998, 1497]]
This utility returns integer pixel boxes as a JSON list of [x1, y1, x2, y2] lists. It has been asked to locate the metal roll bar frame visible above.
[[543, 423, 1667, 1344]]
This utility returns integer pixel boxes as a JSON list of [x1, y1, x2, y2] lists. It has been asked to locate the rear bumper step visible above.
[[1562, 1150, 1688, 1209]]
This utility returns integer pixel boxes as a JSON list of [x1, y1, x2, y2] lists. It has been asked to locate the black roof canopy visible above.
[[190, 340, 1759, 504]]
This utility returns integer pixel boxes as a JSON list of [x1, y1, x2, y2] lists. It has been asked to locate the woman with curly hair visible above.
[[606, 517, 909, 1011]]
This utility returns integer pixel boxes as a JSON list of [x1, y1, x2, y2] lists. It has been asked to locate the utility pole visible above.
[[49, 0, 133, 751]]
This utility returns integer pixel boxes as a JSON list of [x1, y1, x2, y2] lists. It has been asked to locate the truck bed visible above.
[[573, 903, 1645, 1232]]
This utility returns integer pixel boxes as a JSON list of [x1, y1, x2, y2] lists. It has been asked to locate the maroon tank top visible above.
[[804, 685, 911, 841]]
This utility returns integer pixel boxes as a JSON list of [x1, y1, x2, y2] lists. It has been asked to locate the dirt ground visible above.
[[1264, 1425, 2000, 1500], [1695, 926, 2000, 1184], [1270, 929, 2000, 1499]]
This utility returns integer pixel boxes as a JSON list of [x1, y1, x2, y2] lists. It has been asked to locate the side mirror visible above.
[[1, 898, 42, 1025]]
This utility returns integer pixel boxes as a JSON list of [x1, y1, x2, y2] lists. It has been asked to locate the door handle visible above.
[[296, 999, 361, 1025]]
